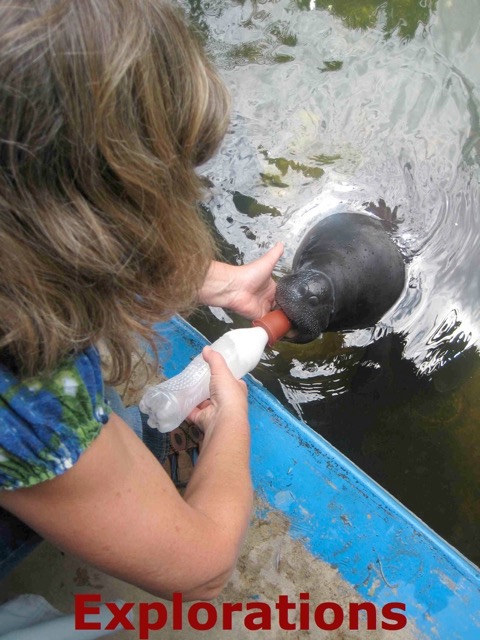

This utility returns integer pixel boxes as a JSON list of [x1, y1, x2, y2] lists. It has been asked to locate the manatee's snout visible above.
[[275, 269, 335, 343]]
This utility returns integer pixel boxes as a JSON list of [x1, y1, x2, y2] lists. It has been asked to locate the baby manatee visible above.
[[275, 212, 405, 343]]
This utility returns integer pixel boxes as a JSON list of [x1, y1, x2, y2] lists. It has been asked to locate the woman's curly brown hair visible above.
[[0, 0, 230, 383]]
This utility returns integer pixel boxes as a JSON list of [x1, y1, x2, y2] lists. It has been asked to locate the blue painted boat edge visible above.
[[247, 371, 480, 582], [153, 316, 480, 639], [245, 375, 480, 639]]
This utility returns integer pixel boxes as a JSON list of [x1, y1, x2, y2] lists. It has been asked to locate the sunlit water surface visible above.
[[183, 0, 480, 565]]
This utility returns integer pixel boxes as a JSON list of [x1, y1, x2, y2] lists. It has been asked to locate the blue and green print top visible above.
[[0, 347, 111, 490]]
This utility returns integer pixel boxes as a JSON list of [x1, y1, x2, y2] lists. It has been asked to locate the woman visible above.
[[0, 0, 283, 600]]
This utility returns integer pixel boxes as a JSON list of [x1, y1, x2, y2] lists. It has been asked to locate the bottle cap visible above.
[[252, 309, 292, 347]]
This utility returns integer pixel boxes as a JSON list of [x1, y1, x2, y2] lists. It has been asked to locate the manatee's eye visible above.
[[308, 295, 320, 307]]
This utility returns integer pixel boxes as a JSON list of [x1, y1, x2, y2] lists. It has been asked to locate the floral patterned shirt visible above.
[[0, 347, 111, 490]]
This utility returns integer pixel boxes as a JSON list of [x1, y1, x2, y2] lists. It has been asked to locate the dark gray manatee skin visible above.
[[275, 212, 406, 343]]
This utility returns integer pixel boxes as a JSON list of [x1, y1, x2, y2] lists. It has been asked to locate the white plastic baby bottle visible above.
[[139, 310, 291, 433]]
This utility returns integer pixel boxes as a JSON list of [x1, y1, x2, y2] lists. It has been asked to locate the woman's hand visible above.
[[198, 242, 284, 320], [188, 346, 248, 441]]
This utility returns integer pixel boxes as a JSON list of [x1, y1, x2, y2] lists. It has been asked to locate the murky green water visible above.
[[184, 0, 480, 565]]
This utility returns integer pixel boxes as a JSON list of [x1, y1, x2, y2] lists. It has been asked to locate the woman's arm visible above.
[[199, 243, 284, 319], [0, 351, 252, 601]]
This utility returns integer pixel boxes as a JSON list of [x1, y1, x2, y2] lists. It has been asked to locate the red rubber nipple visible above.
[[252, 309, 292, 347]]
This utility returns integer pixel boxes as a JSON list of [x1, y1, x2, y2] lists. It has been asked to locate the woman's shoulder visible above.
[[0, 346, 112, 490]]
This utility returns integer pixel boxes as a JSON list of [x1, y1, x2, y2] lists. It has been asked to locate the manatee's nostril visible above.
[[308, 295, 320, 307], [298, 284, 308, 296]]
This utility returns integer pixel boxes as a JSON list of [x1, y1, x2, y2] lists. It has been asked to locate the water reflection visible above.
[[295, 0, 437, 42], [185, 0, 480, 565]]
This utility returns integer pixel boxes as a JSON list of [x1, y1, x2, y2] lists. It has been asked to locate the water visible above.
[[184, 0, 480, 565]]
